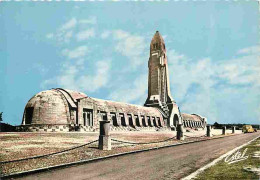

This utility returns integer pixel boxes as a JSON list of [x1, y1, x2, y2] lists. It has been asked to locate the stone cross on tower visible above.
[[144, 31, 181, 128]]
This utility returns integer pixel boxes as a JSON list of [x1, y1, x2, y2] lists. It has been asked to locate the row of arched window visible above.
[[183, 120, 204, 128], [98, 110, 163, 128]]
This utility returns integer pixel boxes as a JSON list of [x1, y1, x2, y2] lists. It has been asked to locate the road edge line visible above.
[[181, 134, 260, 180]]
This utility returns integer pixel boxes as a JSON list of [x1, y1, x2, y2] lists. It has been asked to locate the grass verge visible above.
[[195, 136, 260, 180]]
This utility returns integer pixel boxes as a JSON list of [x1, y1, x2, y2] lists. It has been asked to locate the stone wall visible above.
[[78, 97, 165, 131]]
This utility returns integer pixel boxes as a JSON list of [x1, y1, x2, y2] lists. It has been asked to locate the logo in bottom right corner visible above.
[[224, 148, 249, 164]]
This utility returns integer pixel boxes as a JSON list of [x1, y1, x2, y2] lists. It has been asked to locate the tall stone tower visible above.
[[144, 31, 181, 127]]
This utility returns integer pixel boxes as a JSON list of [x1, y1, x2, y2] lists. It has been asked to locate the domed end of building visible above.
[[20, 88, 87, 132]]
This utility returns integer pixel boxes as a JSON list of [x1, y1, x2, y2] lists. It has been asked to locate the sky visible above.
[[0, 1, 259, 126]]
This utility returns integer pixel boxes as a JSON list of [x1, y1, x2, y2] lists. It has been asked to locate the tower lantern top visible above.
[[150, 31, 166, 52]]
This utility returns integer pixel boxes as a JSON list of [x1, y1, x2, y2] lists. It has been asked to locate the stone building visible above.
[[18, 31, 207, 132]]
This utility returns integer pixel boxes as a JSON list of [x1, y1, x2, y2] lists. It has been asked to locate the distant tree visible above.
[[213, 122, 222, 129]]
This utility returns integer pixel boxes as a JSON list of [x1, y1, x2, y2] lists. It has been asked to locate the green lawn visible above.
[[195, 137, 260, 180]]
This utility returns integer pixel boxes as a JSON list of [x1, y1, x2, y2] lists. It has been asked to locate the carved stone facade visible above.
[[19, 31, 206, 132]]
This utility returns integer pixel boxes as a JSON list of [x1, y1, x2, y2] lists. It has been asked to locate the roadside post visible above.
[[206, 125, 212, 137], [98, 120, 111, 150], [177, 124, 184, 140], [222, 126, 226, 135], [232, 126, 236, 134]]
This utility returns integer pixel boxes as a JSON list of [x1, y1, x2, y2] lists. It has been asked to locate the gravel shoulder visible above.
[[1, 130, 207, 175]]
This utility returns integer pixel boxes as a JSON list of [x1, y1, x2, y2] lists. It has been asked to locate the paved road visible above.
[[13, 132, 259, 180]]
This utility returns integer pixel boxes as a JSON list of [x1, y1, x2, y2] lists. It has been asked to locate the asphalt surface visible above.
[[11, 132, 260, 180]]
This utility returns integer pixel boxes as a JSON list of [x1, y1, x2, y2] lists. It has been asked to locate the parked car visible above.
[[242, 125, 255, 133]]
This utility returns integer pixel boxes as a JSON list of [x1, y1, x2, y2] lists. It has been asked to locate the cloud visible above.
[[78, 60, 111, 92], [59, 18, 77, 31], [64, 31, 73, 41], [43, 16, 110, 93], [216, 57, 260, 87], [45, 17, 96, 44], [215, 45, 260, 87], [56, 64, 78, 90], [108, 74, 147, 105], [237, 45, 260, 55], [31, 63, 49, 76], [76, 28, 95, 41], [55, 18, 78, 43], [79, 16, 97, 25], [113, 30, 146, 67], [168, 46, 260, 94], [167, 46, 260, 123], [41, 59, 111, 93], [46, 33, 54, 39], [62, 46, 89, 59], [41, 63, 79, 90], [113, 30, 129, 40], [101, 31, 111, 39]]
